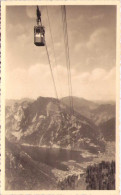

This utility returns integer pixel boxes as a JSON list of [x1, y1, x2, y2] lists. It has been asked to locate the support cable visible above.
[[46, 6, 62, 99], [61, 6, 72, 112], [45, 42, 59, 100], [37, 6, 59, 100], [61, 5, 74, 115]]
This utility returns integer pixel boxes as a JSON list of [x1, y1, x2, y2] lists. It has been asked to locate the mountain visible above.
[[61, 96, 115, 125], [61, 96, 98, 111], [91, 104, 115, 125], [6, 98, 34, 107], [5, 138, 56, 190], [5, 96, 104, 152], [5, 96, 116, 190], [99, 118, 115, 141]]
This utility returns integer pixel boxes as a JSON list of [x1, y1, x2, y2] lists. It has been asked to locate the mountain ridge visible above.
[[61, 96, 115, 125], [5, 96, 107, 152]]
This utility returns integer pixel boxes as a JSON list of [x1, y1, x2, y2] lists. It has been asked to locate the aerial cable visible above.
[[61, 6, 72, 103], [36, 6, 59, 100], [61, 5, 74, 115], [61, 6, 72, 111], [63, 6, 74, 115], [63, 6, 74, 114], [36, 5, 42, 25], [45, 42, 59, 100], [46, 6, 63, 99]]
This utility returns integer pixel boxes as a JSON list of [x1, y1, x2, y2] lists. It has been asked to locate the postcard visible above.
[[1, 0, 120, 195]]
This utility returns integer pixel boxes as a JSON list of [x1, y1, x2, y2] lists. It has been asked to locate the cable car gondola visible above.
[[34, 25, 45, 46], [34, 6, 45, 46]]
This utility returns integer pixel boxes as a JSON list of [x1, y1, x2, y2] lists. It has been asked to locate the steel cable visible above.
[[61, 5, 74, 115]]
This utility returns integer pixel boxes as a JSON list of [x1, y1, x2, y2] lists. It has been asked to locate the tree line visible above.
[[85, 160, 115, 190]]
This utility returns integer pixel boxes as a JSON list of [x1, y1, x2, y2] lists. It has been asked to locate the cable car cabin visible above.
[[34, 26, 45, 46]]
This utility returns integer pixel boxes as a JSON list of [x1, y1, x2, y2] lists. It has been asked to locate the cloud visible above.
[[6, 6, 116, 75], [26, 6, 36, 19], [73, 67, 115, 83], [72, 67, 115, 100], [86, 28, 107, 50], [89, 14, 104, 21], [71, 26, 115, 73], [89, 68, 106, 81], [6, 6, 116, 101], [74, 28, 108, 54], [104, 67, 116, 81], [6, 65, 115, 101]]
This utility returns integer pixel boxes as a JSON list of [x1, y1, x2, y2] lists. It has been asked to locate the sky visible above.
[[6, 5, 116, 101]]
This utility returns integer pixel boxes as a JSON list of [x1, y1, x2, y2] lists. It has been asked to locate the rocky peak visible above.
[[5, 96, 106, 152]]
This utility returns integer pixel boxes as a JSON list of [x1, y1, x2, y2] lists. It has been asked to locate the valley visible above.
[[5, 96, 116, 190]]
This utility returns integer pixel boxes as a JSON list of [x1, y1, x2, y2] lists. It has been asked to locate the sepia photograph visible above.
[[1, 0, 120, 194]]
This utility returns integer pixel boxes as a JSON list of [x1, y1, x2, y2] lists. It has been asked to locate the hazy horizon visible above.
[[6, 5, 116, 101], [5, 95, 116, 103]]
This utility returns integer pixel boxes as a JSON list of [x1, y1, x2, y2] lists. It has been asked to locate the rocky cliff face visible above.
[[5, 97, 105, 152]]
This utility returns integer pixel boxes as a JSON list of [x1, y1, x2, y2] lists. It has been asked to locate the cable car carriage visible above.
[[34, 25, 45, 46]]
